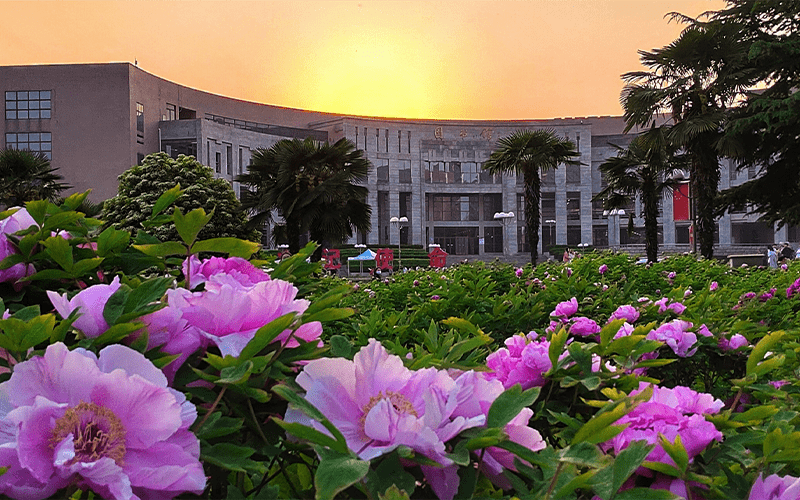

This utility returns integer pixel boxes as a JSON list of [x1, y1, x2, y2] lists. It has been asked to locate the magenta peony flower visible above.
[[647, 320, 697, 357], [598, 264, 608, 275], [709, 281, 718, 291], [552, 297, 579, 318], [612, 322, 635, 340], [603, 383, 723, 471], [431, 295, 441, 301], [696, 324, 713, 337], [770, 380, 789, 389], [47, 276, 123, 338], [0, 342, 205, 500], [183, 255, 269, 288], [749, 474, 800, 500], [285, 340, 509, 500], [719, 334, 749, 352], [570, 317, 601, 336], [486, 333, 553, 389], [609, 305, 639, 323], [0, 207, 37, 285], [515, 268, 523, 277], [781, 263, 789, 271], [655, 298, 686, 315]]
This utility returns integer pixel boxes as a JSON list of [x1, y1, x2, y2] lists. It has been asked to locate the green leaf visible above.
[[103, 286, 130, 326], [658, 434, 689, 473], [195, 414, 244, 440], [642, 461, 682, 477], [191, 237, 261, 258], [216, 361, 254, 385], [272, 384, 349, 454], [273, 418, 344, 452], [96, 227, 131, 256], [132, 241, 187, 258], [62, 191, 90, 211], [329, 335, 352, 358], [614, 488, 679, 500], [379, 485, 412, 500], [314, 447, 370, 500], [732, 405, 779, 423], [747, 331, 784, 376], [71, 258, 104, 276], [122, 277, 173, 315], [559, 441, 604, 468], [554, 470, 596, 499], [302, 307, 354, 324], [238, 313, 296, 360], [441, 317, 480, 335], [201, 443, 262, 473], [487, 384, 540, 428], [152, 184, 182, 217], [610, 440, 653, 496], [572, 404, 632, 445], [549, 327, 569, 368], [42, 235, 73, 271], [42, 211, 84, 231], [173, 207, 212, 246], [92, 322, 143, 346], [25, 200, 48, 225], [600, 319, 626, 350], [0, 314, 55, 351]]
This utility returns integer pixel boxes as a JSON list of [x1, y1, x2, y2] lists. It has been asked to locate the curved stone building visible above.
[[2, 63, 791, 258]]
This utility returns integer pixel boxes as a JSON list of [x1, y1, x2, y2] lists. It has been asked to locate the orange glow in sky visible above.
[[0, 0, 725, 120]]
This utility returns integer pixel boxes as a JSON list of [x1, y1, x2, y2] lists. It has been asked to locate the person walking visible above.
[[767, 245, 778, 269], [780, 242, 794, 262]]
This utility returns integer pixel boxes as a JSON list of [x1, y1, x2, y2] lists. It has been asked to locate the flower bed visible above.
[[2, 194, 800, 499]]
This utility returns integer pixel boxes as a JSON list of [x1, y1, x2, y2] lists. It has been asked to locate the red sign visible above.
[[428, 247, 448, 268], [322, 248, 341, 270], [375, 248, 394, 271], [674, 182, 690, 221]]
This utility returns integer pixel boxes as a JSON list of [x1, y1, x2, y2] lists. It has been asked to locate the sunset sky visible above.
[[1, 0, 725, 120]]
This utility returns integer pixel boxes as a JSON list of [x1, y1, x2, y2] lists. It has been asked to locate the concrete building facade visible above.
[[2, 63, 792, 259]]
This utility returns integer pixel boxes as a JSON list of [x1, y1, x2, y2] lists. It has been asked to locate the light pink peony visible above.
[[655, 297, 686, 315], [47, 276, 123, 338], [551, 297, 579, 318], [0, 342, 205, 500], [0, 207, 37, 285], [598, 264, 608, 275], [719, 334, 749, 352], [648, 319, 697, 357], [709, 281, 718, 291], [182, 255, 270, 288], [749, 474, 800, 499], [609, 305, 639, 323], [285, 340, 510, 500]]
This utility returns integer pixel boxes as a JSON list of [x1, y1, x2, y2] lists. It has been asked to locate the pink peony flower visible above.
[[603, 383, 723, 471], [719, 334, 749, 352], [647, 320, 697, 357], [570, 317, 601, 336], [749, 474, 800, 500], [285, 340, 525, 500], [655, 298, 686, 315], [709, 281, 718, 291], [612, 322, 635, 340], [781, 263, 789, 271], [769, 380, 789, 389], [598, 264, 608, 275], [552, 297, 579, 318], [182, 255, 269, 288], [0, 207, 37, 285], [486, 333, 553, 389], [515, 268, 523, 277], [0, 342, 205, 500], [609, 305, 639, 323], [47, 276, 123, 338], [696, 324, 713, 337]]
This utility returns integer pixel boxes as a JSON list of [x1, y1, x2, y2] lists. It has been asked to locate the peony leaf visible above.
[[151, 183, 182, 217], [216, 361, 253, 385], [133, 241, 187, 257], [314, 446, 370, 500], [42, 235, 73, 271], [238, 313, 296, 360], [614, 488, 679, 499], [273, 418, 342, 451], [191, 237, 261, 259], [173, 207, 213, 246], [96, 227, 131, 256], [201, 443, 262, 473], [272, 384, 349, 454], [747, 330, 784, 376], [487, 384, 540, 429]]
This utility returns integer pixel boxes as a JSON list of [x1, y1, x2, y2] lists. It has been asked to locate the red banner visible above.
[[674, 183, 690, 221]]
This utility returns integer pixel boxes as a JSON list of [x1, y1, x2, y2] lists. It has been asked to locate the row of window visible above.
[[5, 132, 52, 159], [5, 90, 52, 119], [423, 161, 503, 185], [356, 127, 412, 154]]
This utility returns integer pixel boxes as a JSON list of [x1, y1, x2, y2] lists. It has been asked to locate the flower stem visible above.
[[193, 386, 227, 432], [544, 462, 563, 500]]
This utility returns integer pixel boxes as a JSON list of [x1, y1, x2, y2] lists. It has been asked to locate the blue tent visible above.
[[348, 249, 376, 274]]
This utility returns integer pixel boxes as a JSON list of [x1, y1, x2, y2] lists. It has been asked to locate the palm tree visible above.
[[236, 138, 371, 256], [0, 148, 70, 207], [482, 130, 580, 265], [620, 15, 750, 259], [594, 127, 686, 263]]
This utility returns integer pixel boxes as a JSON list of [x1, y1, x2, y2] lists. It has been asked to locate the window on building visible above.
[[593, 225, 609, 247], [483, 193, 503, 221], [378, 191, 389, 245], [567, 226, 582, 246], [226, 145, 232, 175], [423, 161, 480, 184], [385, 129, 389, 153], [215, 152, 221, 173], [567, 191, 581, 220], [407, 131, 411, 153], [566, 163, 581, 184], [426, 194, 479, 221], [575, 133, 580, 152], [541, 192, 556, 221], [137, 153, 145, 166], [541, 168, 556, 186], [434, 227, 479, 255], [517, 226, 530, 253], [732, 222, 770, 244], [363, 127, 367, 150], [592, 199, 605, 220], [5, 90, 52, 120], [398, 159, 411, 183], [398, 130, 402, 153], [166, 103, 176, 121], [376, 160, 389, 183], [5, 132, 52, 160], [376, 128, 379, 151], [400, 192, 412, 244], [136, 102, 144, 143], [484, 226, 503, 253]]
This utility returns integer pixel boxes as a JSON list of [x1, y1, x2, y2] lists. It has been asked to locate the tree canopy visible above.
[[102, 153, 258, 242], [482, 129, 580, 265], [236, 138, 371, 255], [0, 148, 70, 208]]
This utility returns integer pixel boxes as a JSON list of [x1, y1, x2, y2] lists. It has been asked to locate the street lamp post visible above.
[[545, 219, 556, 254], [493, 211, 515, 256], [603, 209, 625, 249], [390, 216, 408, 271]]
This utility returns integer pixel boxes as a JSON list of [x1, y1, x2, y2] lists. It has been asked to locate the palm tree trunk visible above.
[[524, 168, 541, 265], [287, 219, 302, 255], [642, 172, 660, 263], [692, 142, 720, 259]]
